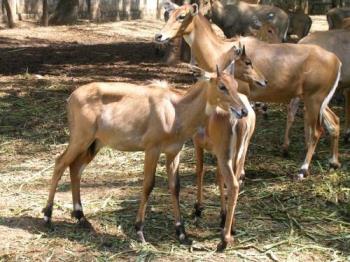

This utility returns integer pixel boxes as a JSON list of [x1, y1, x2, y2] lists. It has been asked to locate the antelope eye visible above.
[[245, 60, 252, 66], [218, 84, 227, 91], [178, 14, 186, 20]]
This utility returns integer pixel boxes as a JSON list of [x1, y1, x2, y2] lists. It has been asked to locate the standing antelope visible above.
[[42, 67, 247, 247], [193, 65, 256, 250], [155, 2, 341, 179], [282, 29, 350, 152]]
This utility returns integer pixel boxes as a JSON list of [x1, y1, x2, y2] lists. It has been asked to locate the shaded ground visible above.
[[0, 17, 350, 261]]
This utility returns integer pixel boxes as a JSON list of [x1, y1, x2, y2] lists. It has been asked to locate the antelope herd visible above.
[[42, 0, 350, 252]]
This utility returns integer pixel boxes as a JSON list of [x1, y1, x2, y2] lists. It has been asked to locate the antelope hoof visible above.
[[344, 132, 350, 143], [193, 203, 204, 217], [329, 161, 341, 170], [136, 231, 147, 244], [216, 241, 228, 252], [216, 235, 233, 252], [135, 221, 146, 244], [176, 223, 192, 245], [293, 169, 309, 181], [282, 148, 289, 158], [42, 206, 53, 226]]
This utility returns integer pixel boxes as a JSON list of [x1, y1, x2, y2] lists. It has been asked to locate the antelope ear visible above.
[[216, 65, 221, 77], [224, 61, 235, 75], [163, 0, 179, 13], [232, 44, 242, 58], [191, 3, 199, 16], [189, 65, 215, 81]]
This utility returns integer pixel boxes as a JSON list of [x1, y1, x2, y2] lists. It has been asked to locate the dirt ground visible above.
[[0, 16, 349, 261]]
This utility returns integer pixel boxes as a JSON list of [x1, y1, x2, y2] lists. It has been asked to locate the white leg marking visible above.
[[74, 203, 82, 211], [301, 163, 309, 170], [44, 216, 49, 222]]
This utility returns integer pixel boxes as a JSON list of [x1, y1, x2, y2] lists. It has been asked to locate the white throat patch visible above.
[[183, 31, 194, 47], [205, 102, 216, 116]]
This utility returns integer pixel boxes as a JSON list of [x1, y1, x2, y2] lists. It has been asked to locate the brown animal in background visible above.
[[198, 0, 289, 41], [156, 2, 342, 181], [42, 69, 247, 246], [327, 7, 350, 30], [287, 9, 312, 41], [282, 29, 350, 154]]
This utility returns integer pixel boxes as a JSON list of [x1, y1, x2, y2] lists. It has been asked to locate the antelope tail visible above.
[[319, 62, 342, 124]]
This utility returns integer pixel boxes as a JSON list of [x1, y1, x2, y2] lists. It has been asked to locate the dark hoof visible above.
[[179, 236, 193, 245], [344, 133, 350, 143], [216, 241, 228, 252], [282, 148, 289, 158], [193, 203, 204, 217], [42, 206, 53, 228], [329, 162, 341, 170], [136, 231, 147, 244], [293, 169, 309, 181], [176, 223, 191, 245]]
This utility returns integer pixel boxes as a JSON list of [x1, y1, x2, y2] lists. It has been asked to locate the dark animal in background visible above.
[[197, 0, 289, 41], [287, 9, 312, 41], [327, 7, 350, 30]]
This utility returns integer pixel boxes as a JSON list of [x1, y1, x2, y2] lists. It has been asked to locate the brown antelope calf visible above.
[[42, 66, 248, 246], [192, 80, 256, 250], [155, 2, 342, 179]]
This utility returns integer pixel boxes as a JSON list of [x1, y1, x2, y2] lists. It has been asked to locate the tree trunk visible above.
[[49, 0, 79, 25], [42, 0, 49, 26], [3, 0, 15, 28]]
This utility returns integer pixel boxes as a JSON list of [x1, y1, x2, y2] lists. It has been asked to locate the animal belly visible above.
[[97, 129, 145, 151], [249, 87, 297, 104]]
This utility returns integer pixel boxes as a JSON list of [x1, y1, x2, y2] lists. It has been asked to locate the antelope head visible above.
[[248, 17, 281, 44], [228, 43, 268, 88], [155, 2, 199, 43], [194, 65, 248, 119]]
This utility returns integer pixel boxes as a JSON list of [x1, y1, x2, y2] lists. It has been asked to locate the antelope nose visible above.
[[241, 108, 248, 117], [155, 34, 162, 42]]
